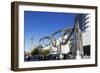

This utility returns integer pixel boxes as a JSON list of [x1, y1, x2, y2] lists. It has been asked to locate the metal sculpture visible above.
[[62, 14, 89, 59], [51, 29, 64, 59], [38, 14, 90, 60], [51, 28, 72, 59]]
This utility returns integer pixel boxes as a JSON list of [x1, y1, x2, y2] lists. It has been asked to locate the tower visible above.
[[29, 35, 34, 52]]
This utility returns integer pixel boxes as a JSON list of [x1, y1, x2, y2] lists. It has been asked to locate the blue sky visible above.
[[24, 11, 78, 51]]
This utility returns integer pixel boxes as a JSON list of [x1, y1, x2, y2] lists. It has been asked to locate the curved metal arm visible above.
[[62, 27, 73, 45], [39, 36, 52, 48], [51, 29, 63, 47]]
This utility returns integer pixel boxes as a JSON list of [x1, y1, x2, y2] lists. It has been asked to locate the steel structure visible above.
[[38, 14, 90, 59]]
